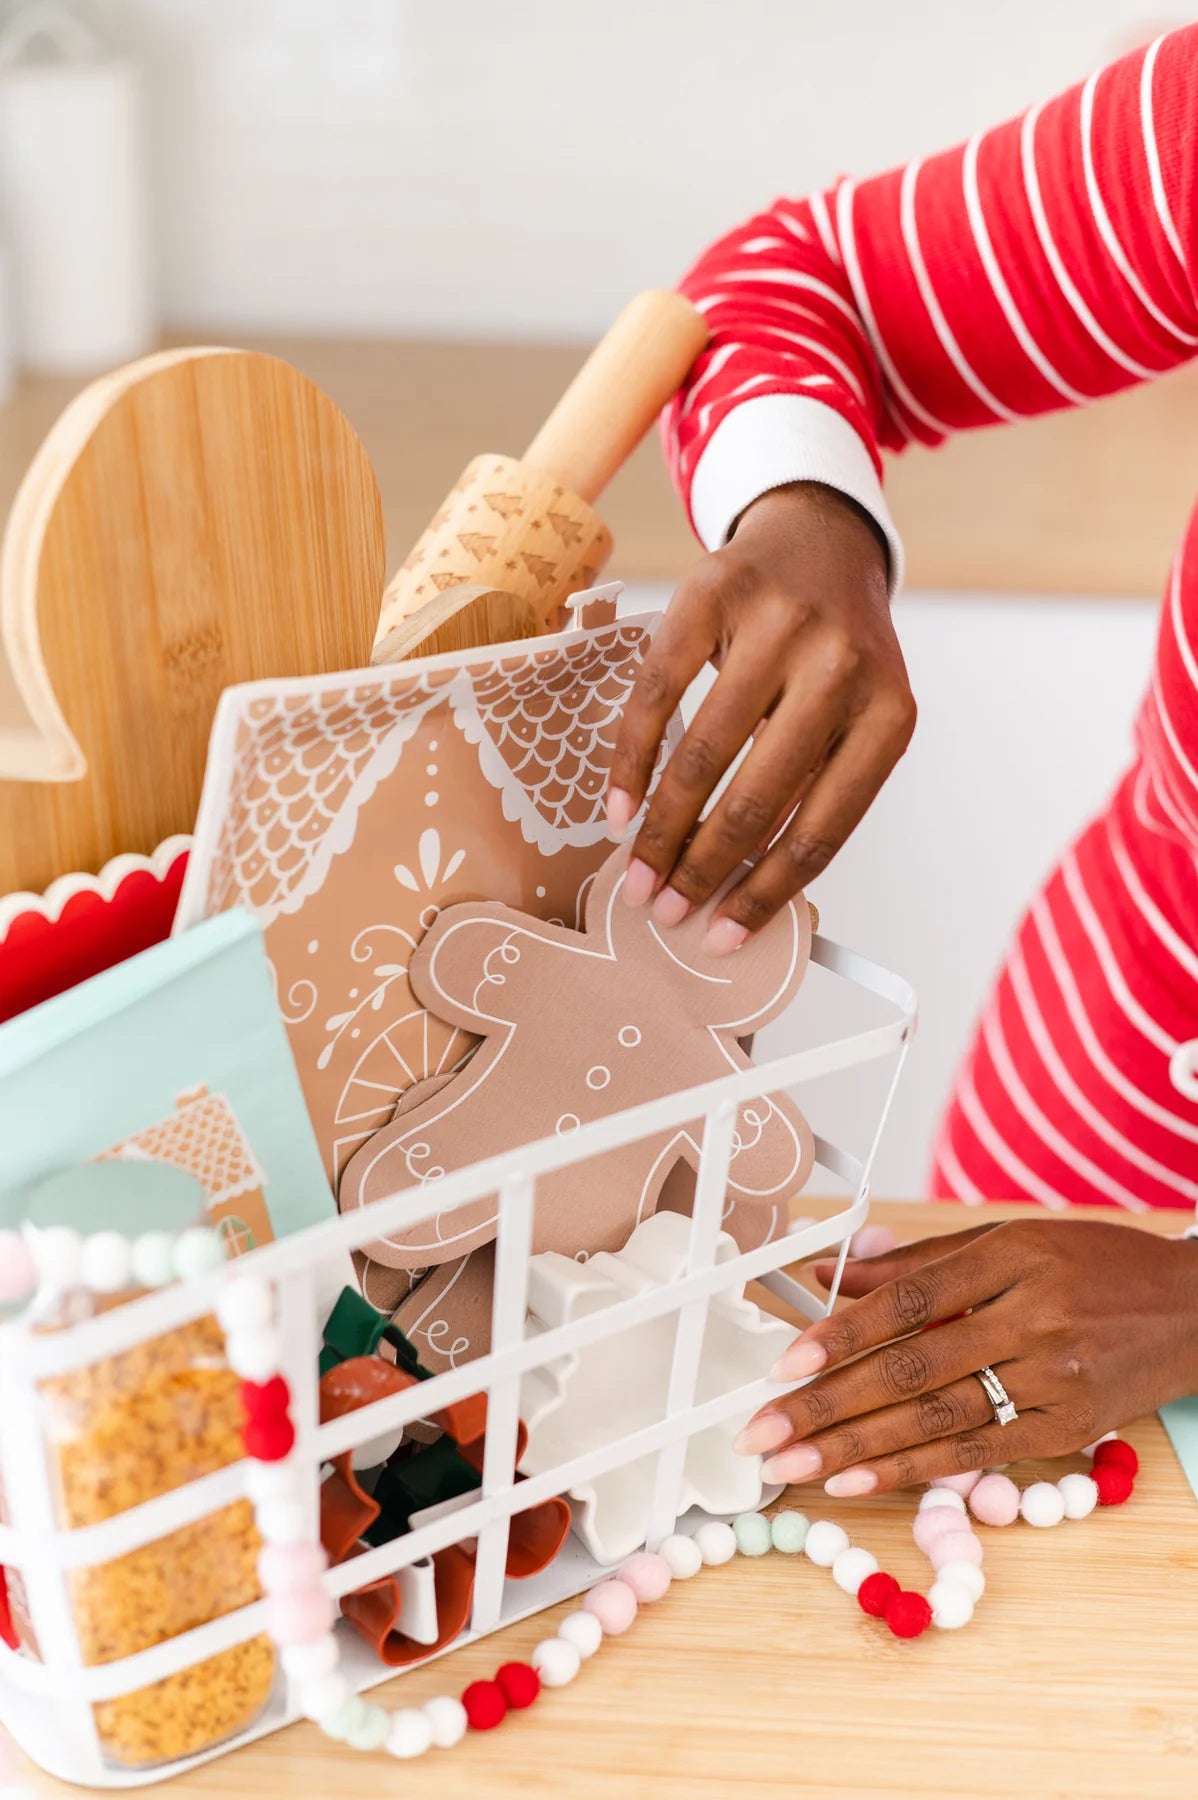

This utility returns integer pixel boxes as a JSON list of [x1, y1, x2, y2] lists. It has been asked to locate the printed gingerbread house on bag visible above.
[[178, 607, 675, 1205], [97, 1084, 273, 1252]]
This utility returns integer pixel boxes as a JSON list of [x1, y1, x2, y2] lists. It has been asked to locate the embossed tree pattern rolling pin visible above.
[[371, 290, 707, 662]]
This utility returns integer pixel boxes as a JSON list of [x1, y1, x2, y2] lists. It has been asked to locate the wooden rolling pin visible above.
[[371, 290, 707, 662]]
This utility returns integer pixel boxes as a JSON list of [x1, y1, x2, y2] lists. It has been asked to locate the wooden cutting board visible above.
[[0, 348, 386, 897]]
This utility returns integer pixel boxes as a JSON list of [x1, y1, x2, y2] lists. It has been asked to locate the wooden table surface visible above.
[[2, 336, 1195, 600], [22, 1199, 1198, 1800]]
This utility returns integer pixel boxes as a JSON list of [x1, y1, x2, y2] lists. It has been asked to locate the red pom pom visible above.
[[496, 1662, 540, 1710], [1093, 1461, 1135, 1506], [885, 1591, 933, 1639], [242, 1416, 296, 1462], [462, 1680, 508, 1731], [857, 1571, 901, 1619], [241, 1375, 291, 1422], [1093, 1438, 1138, 1478], [0, 1567, 18, 1651]]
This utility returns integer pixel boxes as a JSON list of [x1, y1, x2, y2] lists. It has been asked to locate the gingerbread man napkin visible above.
[[340, 844, 814, 1285]]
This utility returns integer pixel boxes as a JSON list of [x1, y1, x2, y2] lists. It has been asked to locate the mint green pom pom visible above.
[[321, 1694, 368, 1741], [131, 1231, 176, 1289], [770, 1510, 810, 1554], [733, 1511, 772, 1557], [346, 1704, 391, 1751]]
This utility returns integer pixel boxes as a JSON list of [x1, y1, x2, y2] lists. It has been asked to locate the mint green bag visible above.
[[0, 908, 333, 1247]]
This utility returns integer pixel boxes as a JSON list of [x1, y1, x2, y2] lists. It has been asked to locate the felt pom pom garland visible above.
[[0, 1250, 1141, 1787], [215, 1265, 1139, 1760], [0, 1253, 1144, 1786], [0, 1220, 225, 1304]]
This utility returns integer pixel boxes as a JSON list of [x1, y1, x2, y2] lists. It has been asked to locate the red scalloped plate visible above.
[[0, 838, 191, 1026]]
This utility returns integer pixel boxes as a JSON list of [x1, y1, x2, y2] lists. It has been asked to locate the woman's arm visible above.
[[610, 27, 1198, 947]]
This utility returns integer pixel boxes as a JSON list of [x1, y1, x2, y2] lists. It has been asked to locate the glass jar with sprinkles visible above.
[[6, 1161, 276, 1769]]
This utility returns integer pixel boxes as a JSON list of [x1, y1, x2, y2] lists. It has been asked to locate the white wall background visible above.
[[94, 0, 1181, 338]]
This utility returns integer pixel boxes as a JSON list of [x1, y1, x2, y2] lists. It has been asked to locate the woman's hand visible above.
[[735, 1219, 1198, 1494], [606, 481, 914, 954]]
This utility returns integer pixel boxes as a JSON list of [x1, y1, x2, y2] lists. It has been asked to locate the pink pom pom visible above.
[[931, 1471, 982, 1496], [912, 1506, 968, 1555], [619, 1552, 671, 1603], [968, 1472, 1021, 1527], [267, 1586, 335, 1646], [583, 1579, 638, 1636], [0, 1727, 17, 1780], [0, 1231, 35, 1305], [929, 1529, 983, 1570], [258, 1539, 328, 1595], [849, 1224, 899, 1260]]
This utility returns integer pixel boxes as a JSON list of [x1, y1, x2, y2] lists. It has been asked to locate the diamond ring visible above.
[[974, 1364, 1018, 1426]]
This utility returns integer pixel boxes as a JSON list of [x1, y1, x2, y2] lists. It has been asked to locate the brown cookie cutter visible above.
[[318, 1356, 569, 1665]]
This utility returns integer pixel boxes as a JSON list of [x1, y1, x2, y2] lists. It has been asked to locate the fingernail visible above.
[[761, 1443, 823, 1484], [606, 787, 635, 838], [652, 886, 691, 928], [622, 858, 657, 907], [769, 1338, 827, 1382], [824, 1467, 879, 1498], [732, 1413, 791, 1456], [703, 916, 748, 957]]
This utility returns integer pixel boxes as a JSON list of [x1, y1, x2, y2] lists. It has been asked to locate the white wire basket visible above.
[[0, 932, 914, 1788]]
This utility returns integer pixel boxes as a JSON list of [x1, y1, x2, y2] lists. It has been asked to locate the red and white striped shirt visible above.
[[663, 27, 1198, 1213]]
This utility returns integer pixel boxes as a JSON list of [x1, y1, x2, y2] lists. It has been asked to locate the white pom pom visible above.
[[935, 1559, 985, 1602], [423, 1694, 468, 1748], [82, 1231, 132, 1295], [803, 1520, 850, 1567], [1057, 1472, 1099, 1520], [246, 1459, 302, 1506], [387, 1708, 434, 1759], [225, 1325, 281, 1382], [217, 1276, 274, 1335], [558, 1609, 603, 1658], [282, 1635, 340, 1682], [1019, 1480, 1066, 1527], [657, 1533, 703, 1579], [1082, 1433, 1117, 1458], [928, 1578, 975, 1630], [693, 1521, 737, 1566], [919, 1487, 966, 1515], [255, 1499, 307, 1543], [130, 1231, 176, 1289], [533, 1637, 582, 1687], [29, 1225, 81, 1292], [299, 1672, 350, 1721], [832, 1546, 878, 1595]]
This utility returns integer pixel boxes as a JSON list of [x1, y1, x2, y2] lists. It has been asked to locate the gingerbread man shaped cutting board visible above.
[[340, 843, 815, 1270]]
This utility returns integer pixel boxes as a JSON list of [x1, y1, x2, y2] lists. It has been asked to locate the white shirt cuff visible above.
[[688, 392, 904, 595]]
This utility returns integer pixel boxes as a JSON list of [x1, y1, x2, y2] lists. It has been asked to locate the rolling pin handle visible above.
[[521, 290, 707, 504]]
